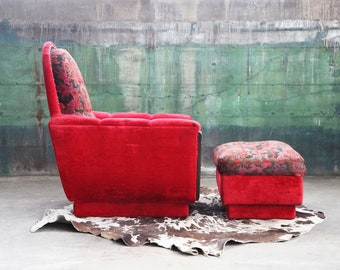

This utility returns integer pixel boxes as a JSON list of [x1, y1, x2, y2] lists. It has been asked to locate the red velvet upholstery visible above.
[[213, 141, 306, 219], [42, 42, 201, 217]]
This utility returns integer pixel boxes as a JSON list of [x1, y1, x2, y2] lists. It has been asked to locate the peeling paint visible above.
[[0, 0, 340, 175], [34, 60, 44, 138]]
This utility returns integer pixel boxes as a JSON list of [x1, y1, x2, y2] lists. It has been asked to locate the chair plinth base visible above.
[[73, 202, 189, 218], [226, 205, 297, 219]]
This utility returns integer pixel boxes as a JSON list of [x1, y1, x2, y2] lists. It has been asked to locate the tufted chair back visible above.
[[42, 42, 94, 117]]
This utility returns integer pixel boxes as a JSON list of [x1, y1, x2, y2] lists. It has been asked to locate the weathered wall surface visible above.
[[0, 0, 339, 175]]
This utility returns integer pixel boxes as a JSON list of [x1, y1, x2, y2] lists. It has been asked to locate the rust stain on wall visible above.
[[34, 60, 44, 139]]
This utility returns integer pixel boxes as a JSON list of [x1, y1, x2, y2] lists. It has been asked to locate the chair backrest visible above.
[[42, 42, 94, 117]]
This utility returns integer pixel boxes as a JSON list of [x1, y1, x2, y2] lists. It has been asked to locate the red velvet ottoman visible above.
[[213, 141, 306, 219]]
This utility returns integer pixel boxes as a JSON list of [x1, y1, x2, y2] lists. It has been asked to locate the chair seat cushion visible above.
[[213, 140, 306, 176]]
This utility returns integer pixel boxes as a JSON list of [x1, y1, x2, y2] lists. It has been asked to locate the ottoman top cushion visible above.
[[213, 140, 306, 176]]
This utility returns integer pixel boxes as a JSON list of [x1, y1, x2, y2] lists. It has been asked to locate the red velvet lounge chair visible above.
[[42, 41, 201, 217]]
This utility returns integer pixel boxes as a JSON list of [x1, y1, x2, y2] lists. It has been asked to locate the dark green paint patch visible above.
[[0, 125, 56, 175], [0, 23, 339, 175]]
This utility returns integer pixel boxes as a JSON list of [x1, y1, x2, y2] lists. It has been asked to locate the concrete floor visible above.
[[0, 175, 339, 270]]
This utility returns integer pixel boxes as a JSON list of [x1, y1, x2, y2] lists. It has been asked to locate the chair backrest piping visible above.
[[42, 41, 61, 117]]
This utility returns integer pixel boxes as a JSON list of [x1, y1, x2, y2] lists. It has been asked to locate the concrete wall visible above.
[[0, 0, 339, 175]]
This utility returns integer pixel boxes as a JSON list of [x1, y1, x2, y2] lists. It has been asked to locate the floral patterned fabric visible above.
[[51, 48, 94, 117], [213, 140, 306, 176]]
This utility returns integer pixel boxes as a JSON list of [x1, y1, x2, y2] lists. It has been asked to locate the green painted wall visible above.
[[57, 43, 340, 175], [0, 1, 340, 175]]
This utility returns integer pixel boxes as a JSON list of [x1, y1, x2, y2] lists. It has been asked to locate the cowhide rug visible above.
[[31, 187, 326, 256]]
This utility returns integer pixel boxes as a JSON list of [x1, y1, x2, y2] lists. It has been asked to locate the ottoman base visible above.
[[226, 205, 297, 219], [216, 173, 303, 219]]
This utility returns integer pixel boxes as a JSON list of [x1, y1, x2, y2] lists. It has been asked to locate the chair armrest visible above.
[[52, 112, 200, 129], [93, 111, 193, 120]]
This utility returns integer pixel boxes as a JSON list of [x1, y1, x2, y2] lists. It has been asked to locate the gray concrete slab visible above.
[[0, 175, 339, 270]]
